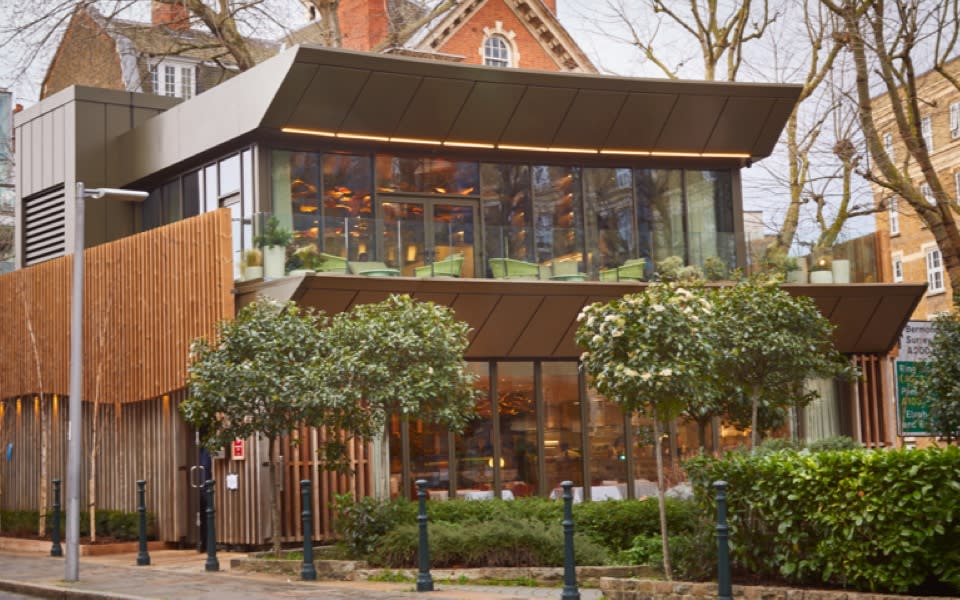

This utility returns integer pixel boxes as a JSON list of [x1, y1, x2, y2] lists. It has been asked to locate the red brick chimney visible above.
[[152, 1, 192, 31], [338, 0, 390, 51]]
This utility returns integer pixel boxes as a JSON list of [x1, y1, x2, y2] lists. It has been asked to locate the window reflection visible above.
[[376, 155, 478, 195], [584, 168, 636, 275], [481, 164, 532, 266], [323, 154, 372, 260], [533, 166, 582, 272], [408, 418, 450, 499], [455, 363, 492, 495], [585, 383, 628, 488], [543, 362, 582, 492], [685, 170, 735, 270], [636, 169, 684, 270]]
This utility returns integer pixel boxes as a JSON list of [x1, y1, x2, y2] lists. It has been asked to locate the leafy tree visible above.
[[576, 282, 716, 580], [712, 275, 852, 449], [181, 297, 371, 556], [917, 311, 960, 443], [321, 294, 479, 499]]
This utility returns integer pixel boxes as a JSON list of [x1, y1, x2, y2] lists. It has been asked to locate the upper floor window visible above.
[[883, 132, 894, 162], [150, 59, 196, 99], [888, 196, 899, 235], [954, 171, 960, 204], [922, 115, 933, 152], [951, 102, 960, 138], [484, 35, 511, 68], [921, 183, 935, 205], [926, 246, 945, 294], [892, 252, 903, 283]]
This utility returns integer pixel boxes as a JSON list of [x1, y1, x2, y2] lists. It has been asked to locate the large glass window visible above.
[[455, 363, 493, 496], [376, 155, 478, 196], [636, 169, 684, 270], [481, 164, 533, 269], [532, 166, 583, 271], [497, 362, 538, 497], [585, 384, 628, 490], [183, 170, 201, 218], [584, 168, 636, 275], [542, 362, 583, 493], [323, 153, 372, 260], [685, 170, 735, 270]]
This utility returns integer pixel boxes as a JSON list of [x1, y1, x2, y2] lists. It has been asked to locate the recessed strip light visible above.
[[337, 132, 391, 142], [497, 143, 550, 152], [600, 149, 652, 156], [444, 140, 496, 149], [547, 146, 599, 154], [282, 127, 336, 137], [390, 136, 443, 145], [700, 152, 751, 159]]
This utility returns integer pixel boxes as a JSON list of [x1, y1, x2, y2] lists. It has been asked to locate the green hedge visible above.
[[0, 510, 156, 541], [333, 493, 698, 563], [685, 447, 960, 594]]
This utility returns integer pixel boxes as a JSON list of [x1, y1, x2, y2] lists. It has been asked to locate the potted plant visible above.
[[831, 256, 851, 284], [288, 244, 323, 275], [783, 256, 807, 284], [809, 257, 834, 284], [242, 248, 263, 281], [254, 216, 293, 278]]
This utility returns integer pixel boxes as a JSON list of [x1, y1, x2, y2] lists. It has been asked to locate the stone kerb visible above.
[[599, 577, 959, 600]]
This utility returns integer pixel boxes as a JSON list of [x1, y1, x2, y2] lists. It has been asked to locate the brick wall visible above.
[[151, 1, 191, 31], [600, 578, 958, 600], [42, 10, 124, 98], [339, 0, 389, 51], [434, 1, 562, 70]]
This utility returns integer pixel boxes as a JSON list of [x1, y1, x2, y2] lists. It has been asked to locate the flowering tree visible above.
[[712, 276, 851, 449], [576, 282, 716, 580], [181, 298, 372, 556], [917, 312, 960, 443], [321, 294, 479, 499]]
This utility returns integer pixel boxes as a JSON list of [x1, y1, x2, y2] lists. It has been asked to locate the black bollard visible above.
[[136, 480, 151, 566], [560, 481, 580, 600], [715, 480, 732, 600], [50, 479, 63, 557], [415, 479, 434, 592], [300, 480, 316, 581], [204, 479, 219, 572]]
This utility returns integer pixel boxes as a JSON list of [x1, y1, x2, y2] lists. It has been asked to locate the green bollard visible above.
[[50, 479, 63, 557], [136, 480, 151, 566], [300, 480, 316, 581], [560, 481, 580, 600], [715, 480, 732, 600], [415, 479, 434, 592], [204, 479, 219, 572]]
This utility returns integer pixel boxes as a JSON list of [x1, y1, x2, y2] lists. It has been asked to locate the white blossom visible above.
[[659, 368, 673, 377]]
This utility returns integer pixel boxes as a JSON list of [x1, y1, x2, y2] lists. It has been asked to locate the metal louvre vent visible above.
[[23, 184, 66, 266]]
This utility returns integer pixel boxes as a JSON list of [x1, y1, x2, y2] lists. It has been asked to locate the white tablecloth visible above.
[[455, 489, 515, 501]]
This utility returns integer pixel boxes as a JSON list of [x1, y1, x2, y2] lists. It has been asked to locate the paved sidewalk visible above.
[[0, 550, 602, 600]]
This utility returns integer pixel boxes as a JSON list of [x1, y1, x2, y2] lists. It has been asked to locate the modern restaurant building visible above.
[[3, 45, 923, 547]]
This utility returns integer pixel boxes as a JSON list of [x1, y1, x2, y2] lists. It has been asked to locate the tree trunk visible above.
[[711, 415, 722, 457], [371, 426, 391, 500], [668, 419, 680, 483], [269, 436, 282, 557], [652, 418, 673, 580]]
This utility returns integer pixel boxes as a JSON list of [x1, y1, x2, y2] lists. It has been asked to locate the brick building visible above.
[[872, 58, 960, 319]]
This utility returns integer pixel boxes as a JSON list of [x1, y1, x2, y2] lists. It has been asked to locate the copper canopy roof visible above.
[[237, 276, 925, 358]]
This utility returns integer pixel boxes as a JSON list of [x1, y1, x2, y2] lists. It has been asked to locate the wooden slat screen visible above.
[[853, 354, 888, 448], [0, 209, 234, 403]]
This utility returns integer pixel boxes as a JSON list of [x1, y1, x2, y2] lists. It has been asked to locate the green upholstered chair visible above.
[[549, 260, 585, 281], [347, 260, 400, 277], [599, 258, 646, 282], [488, 258, 545, 280], [316, 252, 348, 273], [414, 253, 465, 278]]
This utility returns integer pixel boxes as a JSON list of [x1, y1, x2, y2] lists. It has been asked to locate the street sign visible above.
[[895, 321, 935, 436], [231, 439, 245, 460]]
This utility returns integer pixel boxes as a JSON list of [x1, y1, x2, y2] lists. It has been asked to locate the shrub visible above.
[[685, 447, 960, 594], [1, 509, 155, 540], [332, 494, 415, 557], [573, 497, 698, 552], [374, 517, 609, 568]]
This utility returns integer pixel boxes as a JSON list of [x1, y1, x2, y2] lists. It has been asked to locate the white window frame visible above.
[[954, 171, 960, 204], [483, 35, 511, 68], [888, 196, 899, 235], [921, 183, 935, 205], [922, 115, 933, 151], [149, 58, 197, 99], [892, 252, 903, 283], [951, 102, 960, 138], [884, 132, 894, 162], [925, 244, 945, 294]]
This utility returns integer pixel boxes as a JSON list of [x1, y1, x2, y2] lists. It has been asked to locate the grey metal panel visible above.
[[499, 86, 578, 146], [17, 121, 31, 197], [392, 76, 474, 140], [282, 64, 366, 131], [31, 119, 42, 195], [702, 96, 773, 154], [446, 81, 527, 142], [75, 101, 107, 186], [655, 94, 727, 152], [52, 107, 65, 185], [752, 97, 797, 157], [41, 111, 55, 189], [551, 90, 626, 148], [603, 93, 676, 149], [338, 71, 422, 135]]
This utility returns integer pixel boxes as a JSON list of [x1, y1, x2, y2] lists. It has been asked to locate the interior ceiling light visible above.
[[444, 140, 496, 149], [282, 127, 336, 137], [390, 136, 442, 145]]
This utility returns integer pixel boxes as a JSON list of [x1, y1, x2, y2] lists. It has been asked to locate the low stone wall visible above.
[[0, 537, 168, 556], [599, 577, 959, 600], [230, 557, 651, 585]]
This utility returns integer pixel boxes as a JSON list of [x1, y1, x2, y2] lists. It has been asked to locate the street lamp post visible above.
[[65, 182, 147, 582]]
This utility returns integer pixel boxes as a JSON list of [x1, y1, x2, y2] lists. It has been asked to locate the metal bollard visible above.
[[300, 480, 317, 581], [715, 480, 732, 600], [560, 481, 580, 600], [136, 480, 151, 566], [50, 479, 63, 557], [415, 479, 434, 592], [204, 479, 219, 572]]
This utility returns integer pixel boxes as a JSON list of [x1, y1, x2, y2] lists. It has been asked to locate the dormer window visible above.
[[484, 36, 511, 67], [149, 58, 197, 99]]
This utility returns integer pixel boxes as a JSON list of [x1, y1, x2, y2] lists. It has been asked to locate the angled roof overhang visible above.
[[236, 277, 925, 359], [113, 45, 802, 185]]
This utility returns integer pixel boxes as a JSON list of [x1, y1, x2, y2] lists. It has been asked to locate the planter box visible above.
[[600, 577, 958, 600], [0, 537, 167, 556]]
